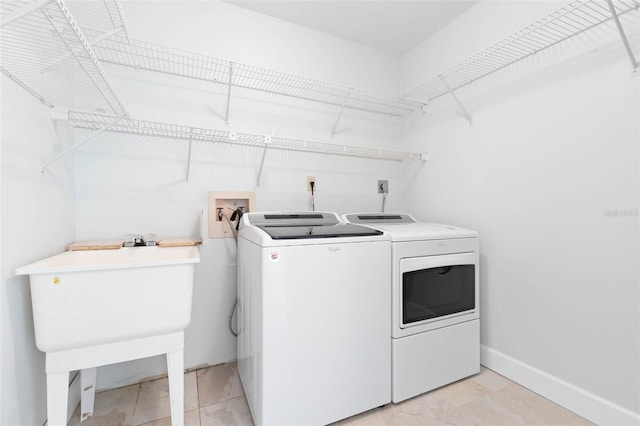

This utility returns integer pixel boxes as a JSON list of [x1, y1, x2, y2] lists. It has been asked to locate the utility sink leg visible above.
[[167, 348, 184, 425], [46, 371, 69, 426], [81, 367, 97, 422]]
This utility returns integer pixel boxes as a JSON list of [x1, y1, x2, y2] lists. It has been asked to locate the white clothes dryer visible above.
[[343, 212, 480, 403], [237, 212, 391, 425]]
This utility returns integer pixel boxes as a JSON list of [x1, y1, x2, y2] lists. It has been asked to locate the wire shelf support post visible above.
[[185, 129, 194, 183], [225, 62, 234, 125], [256, 135, 272, 186], [606, 0, 639, 72]]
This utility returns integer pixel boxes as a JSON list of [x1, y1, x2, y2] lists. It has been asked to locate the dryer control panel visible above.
[[344, 212, 417, 224]]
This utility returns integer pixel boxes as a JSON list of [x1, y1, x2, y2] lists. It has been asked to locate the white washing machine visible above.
[[237, 212, 391, 426], [343, 212, 479, 403]]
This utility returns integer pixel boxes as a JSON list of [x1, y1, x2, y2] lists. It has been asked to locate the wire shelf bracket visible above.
[[43, 112, 124, 173], [606, 0, 639, 72], [43, 25, 127, 73], [0, 0, 52, 27], [331, 88, 353, 138], [438, 75, 472, 124], [0, 66, 54, 108], [108, 0, 131, 45]]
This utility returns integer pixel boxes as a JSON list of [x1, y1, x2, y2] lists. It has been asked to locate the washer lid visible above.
[[257, 223, 383, 240]]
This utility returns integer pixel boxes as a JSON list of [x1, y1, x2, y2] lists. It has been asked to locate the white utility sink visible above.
[[16, 245, 200, 425], [16, 245, 200, 352]]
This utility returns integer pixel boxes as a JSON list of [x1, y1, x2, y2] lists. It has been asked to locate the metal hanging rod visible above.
[[62, 110, 426, 162], [0, 0, 129, 116], [404, 0, 640, 103], [84, 31, 423, 117]]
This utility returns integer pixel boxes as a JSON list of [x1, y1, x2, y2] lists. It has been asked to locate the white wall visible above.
[[123, 0, 401, 94], [73, 1, 405, 390], [1, 79, 77, 425], [400, 1, 639, 422]]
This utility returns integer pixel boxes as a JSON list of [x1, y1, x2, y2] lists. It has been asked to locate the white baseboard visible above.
[[481, 345, 639, 426]]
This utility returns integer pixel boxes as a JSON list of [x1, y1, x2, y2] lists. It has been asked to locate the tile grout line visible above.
[[132, 383, 142, 421], [195, 370, 202, 426]]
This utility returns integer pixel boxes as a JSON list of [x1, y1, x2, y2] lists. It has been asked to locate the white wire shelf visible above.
[[84, 30, 423, 117], [5, 0, 636, 166], [0, 0, 128, 116], [403, 0, 640, 103], [64, 110, 425, 162]]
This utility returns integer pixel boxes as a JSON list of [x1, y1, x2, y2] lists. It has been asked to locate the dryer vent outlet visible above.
[[378, 180, 389, 194]]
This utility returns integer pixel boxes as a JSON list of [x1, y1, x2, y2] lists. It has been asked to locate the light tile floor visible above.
[[68, 363, 594, 426]]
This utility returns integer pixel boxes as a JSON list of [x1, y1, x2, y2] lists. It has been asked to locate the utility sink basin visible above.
[[16, 246, 200, 352]]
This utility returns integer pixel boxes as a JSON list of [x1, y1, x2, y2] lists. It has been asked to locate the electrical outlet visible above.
[[307, 176, 316, 191], [378, 180, 389, 194]]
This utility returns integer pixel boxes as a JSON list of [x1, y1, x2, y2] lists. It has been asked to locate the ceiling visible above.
[[222, 1, 479, 55]]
